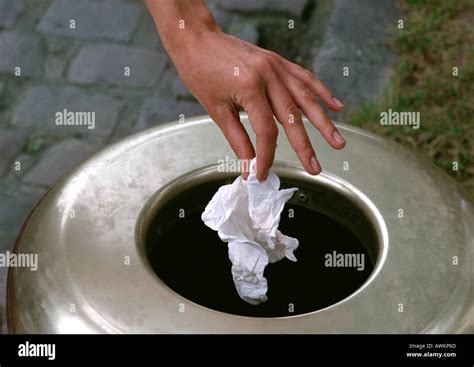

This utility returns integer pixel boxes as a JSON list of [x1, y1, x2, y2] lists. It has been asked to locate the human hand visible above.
[[146, 0, 345, 181]]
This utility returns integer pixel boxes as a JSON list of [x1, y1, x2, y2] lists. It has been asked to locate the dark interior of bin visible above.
[[145, 175, 378, 317]]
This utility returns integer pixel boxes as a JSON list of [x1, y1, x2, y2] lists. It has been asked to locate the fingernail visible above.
[[333, 130, 346, 145], [332, 97, 344, 108], [310, 156, 321, 174]]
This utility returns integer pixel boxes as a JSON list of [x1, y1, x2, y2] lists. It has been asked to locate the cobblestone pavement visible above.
[[0, 0, 399, 332]]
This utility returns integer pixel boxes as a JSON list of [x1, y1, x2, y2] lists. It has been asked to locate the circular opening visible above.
[[138, 164, 387, 318]]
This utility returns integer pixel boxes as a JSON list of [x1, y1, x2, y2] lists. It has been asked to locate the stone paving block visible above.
[[135, 97, 206, 131], [172, 77, 193, 99], [0, 0, 24, 29], [132, 10, 164, 50], [0, 129, 26, 176], [312, 0, 399, 110], [0, 179, 46, 339], [218, 0, 308, 17], [0, 182, 38, 330], [45, 36, 72, 54], [8, 153, 39, 180], [37, 0, 141, 42], [44, 54, 68, 80], [68, 43, 168, 87], [44, 37, 79, 80], [0, 31, 44, 77], [12, 85, 123, 137], [22, 138, 104, 186], [0, 182, 45, 251]]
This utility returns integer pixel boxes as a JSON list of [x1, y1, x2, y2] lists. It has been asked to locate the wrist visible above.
[[145, 0, 220, 55], [165, 19, 221, 58]]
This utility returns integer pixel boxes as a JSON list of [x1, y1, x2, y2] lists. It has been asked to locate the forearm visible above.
[[144, 0, 219, 56]]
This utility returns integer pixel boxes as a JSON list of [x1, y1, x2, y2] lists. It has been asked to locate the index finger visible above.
[[245, 94, 278, 181]]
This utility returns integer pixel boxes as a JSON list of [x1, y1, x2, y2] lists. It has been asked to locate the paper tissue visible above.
[[201, 158, 299, 305]]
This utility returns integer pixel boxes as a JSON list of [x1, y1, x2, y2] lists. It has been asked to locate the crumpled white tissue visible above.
[[201, 158, 299, 305]]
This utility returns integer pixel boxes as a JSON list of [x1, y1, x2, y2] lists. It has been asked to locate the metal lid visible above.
[[7, 114, 474, 333]]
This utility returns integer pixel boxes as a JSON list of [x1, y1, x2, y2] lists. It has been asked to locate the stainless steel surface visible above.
[[7, 114, 474, 333]]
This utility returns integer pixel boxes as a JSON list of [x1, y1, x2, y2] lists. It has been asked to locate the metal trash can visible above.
[[7, 114, 474, 333]]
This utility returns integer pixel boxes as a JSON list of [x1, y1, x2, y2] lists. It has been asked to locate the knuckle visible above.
[[253, 54, 273, 72], [301, 87, 315, 101], [240, 72, 262, 90], [264, 50, 280, 63], [295, 139, 313, 154], [304, 69, 321, 88], [209, 105, 229, 122], [227, 133, 246, 151], [285, 105, 301, 123], [259, 123, 279, 140], [304, 69, 318, 82], [320, 116, 335, 132], [224, 131, 239, 146], [207, 107, 222, 122]]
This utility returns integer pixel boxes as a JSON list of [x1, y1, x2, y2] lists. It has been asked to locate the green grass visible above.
[[348, 0, 474, 188]]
